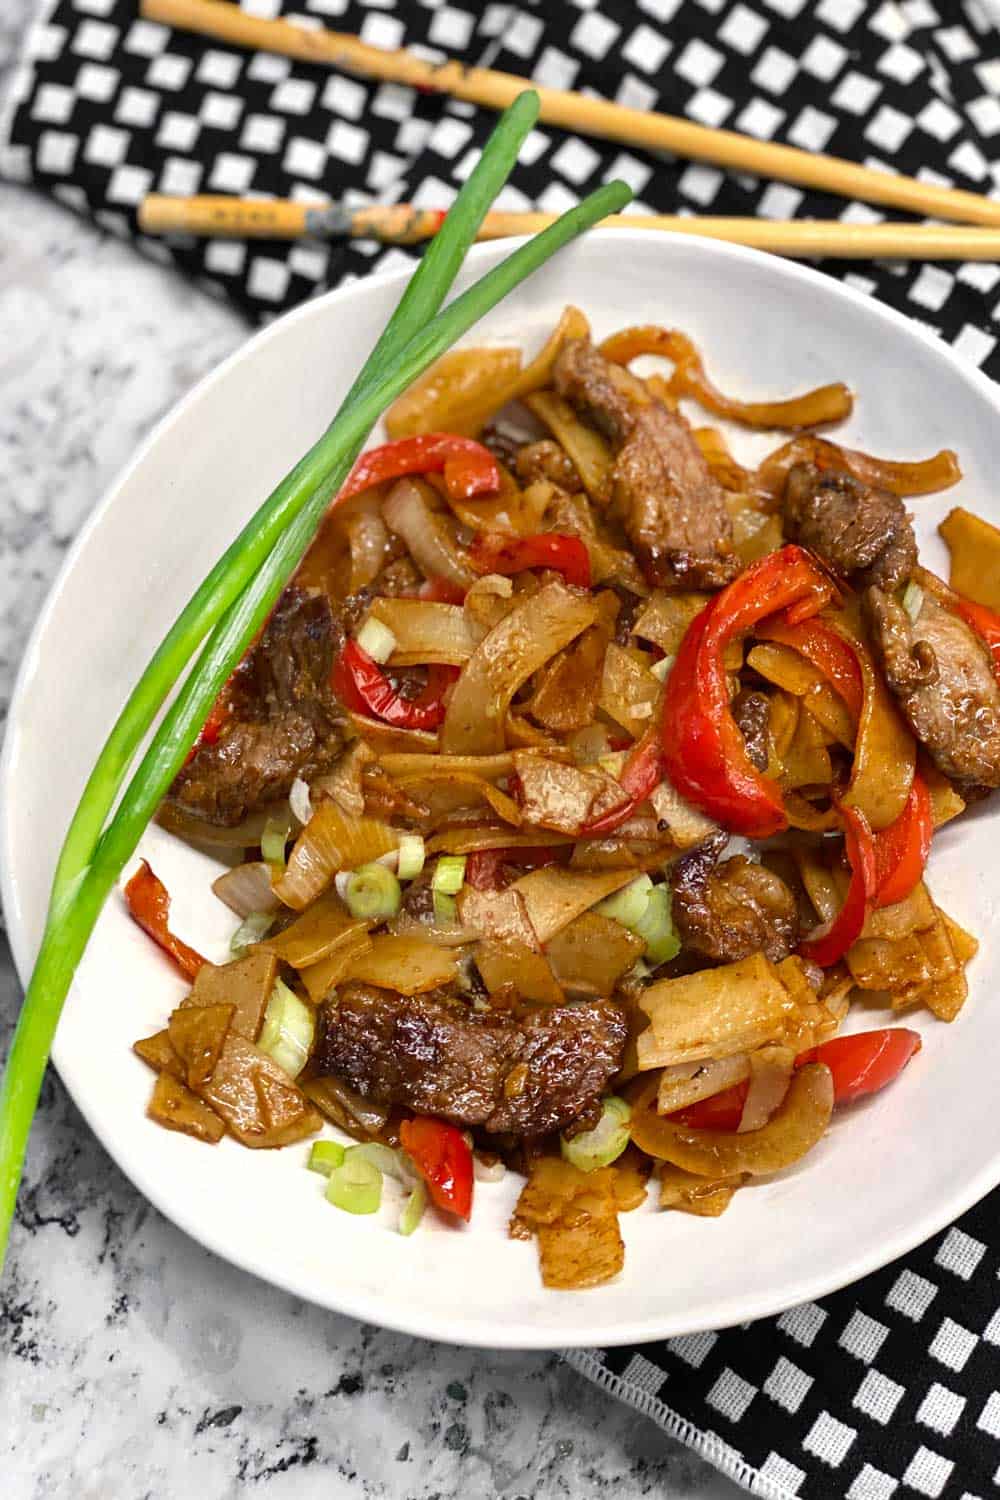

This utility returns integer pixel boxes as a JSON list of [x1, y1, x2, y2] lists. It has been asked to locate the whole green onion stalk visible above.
[[0, 92, 632, 1266]]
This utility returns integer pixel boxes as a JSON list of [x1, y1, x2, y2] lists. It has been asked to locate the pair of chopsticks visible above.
[[141, 0, 1000, 261]]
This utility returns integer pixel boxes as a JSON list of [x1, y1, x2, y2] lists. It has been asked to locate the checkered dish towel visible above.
[[6, 1, 1000, 1496]]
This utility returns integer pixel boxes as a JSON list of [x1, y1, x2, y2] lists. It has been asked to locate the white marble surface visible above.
[[0, 9, 744, 1498]]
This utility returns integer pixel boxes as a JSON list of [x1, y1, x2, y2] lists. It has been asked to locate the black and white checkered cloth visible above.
[[5, 2, 1000, 1495]]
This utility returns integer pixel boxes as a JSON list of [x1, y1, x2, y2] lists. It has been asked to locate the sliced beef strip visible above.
[[168, 557, 420, 828], [866, 586, 1000, 789], [732, 688, 770, 773], [783, 462, 916, 591], [553, 338, 738, 590], [515, 439, 581, 491], [670, 829, 799, 964], [316, 983, 627, 1137], [168, 588, 347, 827]]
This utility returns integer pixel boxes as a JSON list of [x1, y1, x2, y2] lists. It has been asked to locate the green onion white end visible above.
[[344, 863, 402, 921], [561, 1096, 631, 1173], [257, 979, 315, 1079], [230, 910, 275, 958]]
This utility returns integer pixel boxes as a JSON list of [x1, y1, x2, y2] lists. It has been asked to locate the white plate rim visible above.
[[3, 229, 1000, 1349]]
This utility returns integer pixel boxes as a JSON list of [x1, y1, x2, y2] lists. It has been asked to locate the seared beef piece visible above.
[[553, 339, 738, 590], [316, 984, 627, 1136], [671, 830, 799, 964], [515, 439, 581, 491], [866, 586, 1000, 789], [732, 688, 770, 773], [400, 869, 435, 922], [783, 463, 917, 591], [168, 559, 420, 828], [168, 588, 347, 827]]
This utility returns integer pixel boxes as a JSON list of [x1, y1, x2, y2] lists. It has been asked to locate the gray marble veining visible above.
[[0, 10, 743, 1496]]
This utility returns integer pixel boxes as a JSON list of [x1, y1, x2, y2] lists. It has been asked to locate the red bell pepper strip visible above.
[[673, 1027, 921, 1130], [582, 720, 663, 836], [672, 1082, 748, 1132], [331, 639, 457, 731], [798, 803, 877, 967], [465, 845, 565, 890], [413, 576, 467, 605], [954, 596, 1000, 683], [468, 531, 592, 589], [661, 545, 833, 838], [872, 774, 933, 909], [796, 1028, 922, 1104], [339, 433, 499, 505], [756, 613, 864, 722], [400, 1116, 473, 1221], [124, 860, 207, 980]]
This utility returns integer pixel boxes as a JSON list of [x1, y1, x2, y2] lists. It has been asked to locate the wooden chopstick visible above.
[[138, 194, 1000, 260], [143, 0, 1000, 230]]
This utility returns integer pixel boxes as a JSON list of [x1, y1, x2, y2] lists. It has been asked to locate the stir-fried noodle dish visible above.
[[126, 309, 997, 1289]]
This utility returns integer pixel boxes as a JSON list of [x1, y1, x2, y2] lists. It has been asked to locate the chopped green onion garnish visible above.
[[257, 979, 315, 1079], [561, 1096, 631, 1173], [903, 580, 924, 623], [326, 1154, 383, 1215], [433, 890, 458, 925], [399, 1180, 428, 1237], [356, 616, 398, 664], [651, 653, 676, 682], [634, 884, 681, 965], [308, 1140, 347, 1177], [596, 874, 653, 930], [230, 910, 275, 957], [396, 833, 426, 882], [432, 855, 467, 896], [344, 862, 402, 921], [261, 812, 293, 869]]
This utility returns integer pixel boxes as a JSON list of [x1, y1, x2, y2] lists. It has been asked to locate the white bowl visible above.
[[3, 231, 998, 1349]]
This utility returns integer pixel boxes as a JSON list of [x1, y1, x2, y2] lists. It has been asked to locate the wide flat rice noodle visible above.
[[523, 389, 613, 502], [342, 934, 458, 994], [599, 643, 661, 739], [512, 753, 627, 835], [658, 1163, 742, 1216], [441, 580, 598, 755], [367, 598, 483, 666], [939, 505, 1000, 612], [511, 866, 636, 945], [300, 930, 373, 1004], [754, 434, 961, 500], [259, 889, 368, 969], [600, 325, 853, 430], [456, 885, 540, 948], [629, 1065, 833, 1177], [545, 912, 643, 996], [637, 954, 798, 1069], [385, 345, 523, 439], [475, 937, 564, 1004]]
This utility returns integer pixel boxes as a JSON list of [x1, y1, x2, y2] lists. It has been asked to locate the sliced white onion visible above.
[[474, 1156, 506, 1183], [289, 776, 313, 827], [651, 653, 676, 683], [212, 860, 281, 918], [356, 616, 397, 665], [334, 871, 353, 900]]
